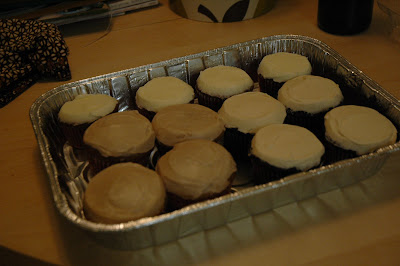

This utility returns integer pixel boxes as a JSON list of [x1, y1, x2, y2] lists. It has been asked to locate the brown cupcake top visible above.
[[156, 139, 236, 200], [83, 111, 155, 157], [151, 104, 225, 147], [83, 163, 166, 224]]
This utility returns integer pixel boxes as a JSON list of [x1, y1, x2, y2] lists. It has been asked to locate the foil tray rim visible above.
[[29, 34, 400, 234]]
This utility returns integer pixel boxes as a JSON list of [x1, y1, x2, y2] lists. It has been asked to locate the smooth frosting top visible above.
[[83, 163, 166, 224], [278, 75, 344, 114], [257, 52, 312, 83], [83, 111, 155, 157], [135, 76, 195, 112], [58, 94, 118, 125], [156, 139, 236, 200], [196, 65, 253, 97], [325, 105, 397, 155], [218, 91, 286, 133], [152, 104, 225, 147], [251, 124, 325, 171]]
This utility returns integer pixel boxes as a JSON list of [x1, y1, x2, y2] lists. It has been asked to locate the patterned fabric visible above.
[[0, 18, 71, 108]]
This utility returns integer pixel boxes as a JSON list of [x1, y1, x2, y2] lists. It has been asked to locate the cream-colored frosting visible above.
[[257, 52, 312, 83], [135, 76, 195, 112], [152, 104, 225, 147], [83, 163, 166, 224], [83, 111, 155, 157], [325, 105, 397, 155], [58, 94, 118, 125], [278, 75, 343, 114], [251, 124, 324, 171], [156, 139, 236, 200], [218, 91, 286, 134], [196, 65, 253, 97]]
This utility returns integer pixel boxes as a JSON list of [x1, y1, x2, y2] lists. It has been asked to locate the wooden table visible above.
[[1, 0, 400, 264]]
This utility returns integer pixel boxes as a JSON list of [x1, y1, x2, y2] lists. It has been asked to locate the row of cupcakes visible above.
[[57, 93, 397, 225], [134, 52, 398, 187], [58, 94, 237, 224], [56, 51, 398, 224], [83, 139, 236, 224]]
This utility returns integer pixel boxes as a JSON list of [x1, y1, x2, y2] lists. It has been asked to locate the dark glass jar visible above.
[[317, 0, 374, 35]]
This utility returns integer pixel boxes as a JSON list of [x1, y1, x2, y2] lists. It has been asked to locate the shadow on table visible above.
[[0, 245, 56, 266], [56, 16, 113, 48], [54, 151, 400, 266], [58, 16, 112, 37]]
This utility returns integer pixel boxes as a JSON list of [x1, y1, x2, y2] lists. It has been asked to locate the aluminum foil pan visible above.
[[30, 35, 400, 250]]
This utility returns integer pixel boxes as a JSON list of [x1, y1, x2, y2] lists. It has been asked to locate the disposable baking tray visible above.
[[30, 35, 400, 250]]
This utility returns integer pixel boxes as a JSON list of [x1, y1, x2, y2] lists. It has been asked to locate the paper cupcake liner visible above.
[[284, 109, 326, 141], [137, 107, 156, 122], [195, 86, 225, 112], [154, 140, 173, 158], [257, 74, 284, 99], [87, 148, 152, 175], [223, 128, 254, 162], [250, 155, 299, 185], [155, 131, 225, 160], [324, 139, 357, 165], [59, 104, 119, 149], [137, 100, 197, 122], [166, 173, 235, 211], [59, 121, 91, 149]]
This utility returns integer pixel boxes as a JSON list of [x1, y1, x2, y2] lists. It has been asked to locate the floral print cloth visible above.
[[0, 18, 71, 108]]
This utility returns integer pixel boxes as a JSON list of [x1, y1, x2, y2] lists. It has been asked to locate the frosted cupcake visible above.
[[156, 139, 236, 211], [195, 65, 254, 111], [83, 163, 166, 224], [324, 105, 397, 163], [83, 111, 155, 173], [151, 103, 225, 155], [250, 124, 325, 184], [58, 94, 118, 148], [218, 91, 286, 161], [257, 52, 312, 98], [278, 75, 343, 139], [135, 76, 195, 121]]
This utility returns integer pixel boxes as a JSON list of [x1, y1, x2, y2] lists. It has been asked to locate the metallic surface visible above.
[[30, 35, 400, 250]]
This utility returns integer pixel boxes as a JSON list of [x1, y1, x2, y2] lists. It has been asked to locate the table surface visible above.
[[1, 0, 400, 265]]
